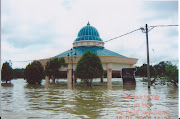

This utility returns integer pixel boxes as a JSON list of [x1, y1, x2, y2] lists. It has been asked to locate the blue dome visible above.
[[75, 22, 103, 42]]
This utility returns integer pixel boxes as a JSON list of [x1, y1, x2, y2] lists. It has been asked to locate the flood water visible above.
[[1, 78, 178, 119]]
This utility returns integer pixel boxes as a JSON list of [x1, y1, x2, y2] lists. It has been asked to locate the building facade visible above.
[[39, 22, 138, 84]]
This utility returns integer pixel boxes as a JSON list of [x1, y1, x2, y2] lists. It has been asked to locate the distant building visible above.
[[40, 22, 138, 83]]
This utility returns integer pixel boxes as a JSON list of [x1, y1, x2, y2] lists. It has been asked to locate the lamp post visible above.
[[9, 60, 12, 67], [140, 24, 151, 88], [67, 48, 77, 85]]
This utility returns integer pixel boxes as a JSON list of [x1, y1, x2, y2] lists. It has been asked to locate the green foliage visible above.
[[165, 65, 178, 86], [13, 68, 24, 78], [76, 51, 103, 86], [1, 62, 13, 83], [154, 61, 171, 77], [136, 61, 178, 86], [24, 61, 44, 84], [135, 64, 155, 77], [45, 57, 66, 78]]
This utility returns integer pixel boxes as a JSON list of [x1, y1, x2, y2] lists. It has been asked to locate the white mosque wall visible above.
[[112, 63, 130, 70], [59, 64, 77, 71], [102, 63, 130, 71]]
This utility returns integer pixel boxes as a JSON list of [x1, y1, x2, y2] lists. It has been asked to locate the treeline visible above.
[[2, 60, 178, 86], [1, 58, 66, 84], [135, 61, 178, 85], [13, 68, 24, 79]]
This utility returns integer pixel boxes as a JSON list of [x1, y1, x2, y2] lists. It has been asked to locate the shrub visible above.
[[24, 61, 44, 84]]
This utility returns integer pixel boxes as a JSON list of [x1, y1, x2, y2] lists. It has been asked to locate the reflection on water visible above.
[[123, 83, 136, 90], [1, 78, 178, 119], [1, 83, 14, 113], [1, 83, 14, 88]]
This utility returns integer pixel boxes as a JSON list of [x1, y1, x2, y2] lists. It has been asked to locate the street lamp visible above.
[[9, 60, 12, 67], [67, 48, 77, 85]]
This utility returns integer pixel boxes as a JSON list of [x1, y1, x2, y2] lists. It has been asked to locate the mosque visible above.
[[39, 22, 138, 85]]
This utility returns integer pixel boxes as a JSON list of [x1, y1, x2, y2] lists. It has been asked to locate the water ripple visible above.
[[1, 79, 178, 119]]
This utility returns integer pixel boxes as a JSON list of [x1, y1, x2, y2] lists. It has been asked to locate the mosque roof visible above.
[[54, 22, 126, 58], [54, 46, 126, 57], [74, 22, 103, 42]]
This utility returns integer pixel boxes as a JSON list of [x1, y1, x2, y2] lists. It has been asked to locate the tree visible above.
[[76, 51, 103, 86], [154, 61, 171, 77], [1, 62, 13, 83], [45, 57, 66, 83], [24, 61, 44, 84], [13, 68, 24, 79], [135, 64, 154, 77], [165, 64, 178, 86]]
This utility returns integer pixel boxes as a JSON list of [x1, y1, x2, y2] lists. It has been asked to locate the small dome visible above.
[[75, 22, 103, 42]]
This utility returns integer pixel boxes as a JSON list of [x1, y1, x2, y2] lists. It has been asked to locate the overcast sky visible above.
[[1, 0, 178, 68]]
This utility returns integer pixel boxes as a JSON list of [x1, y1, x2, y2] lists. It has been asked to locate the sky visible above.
[[1, 0, 179, 68]]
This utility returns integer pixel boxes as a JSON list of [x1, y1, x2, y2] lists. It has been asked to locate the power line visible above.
[[141, 25, 178, 33], [104, 28, 141, 43], [55, 24, 178, 58], [149, 25, 178, 27], [55, 28, 141, 57], [57, 28, 141, 57]]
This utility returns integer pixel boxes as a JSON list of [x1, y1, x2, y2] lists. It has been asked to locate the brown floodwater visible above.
[[1, 78, 178, 119]]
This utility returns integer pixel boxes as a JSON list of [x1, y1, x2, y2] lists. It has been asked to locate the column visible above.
[[45, 76, 50, 88], [67, 63, 72, 85], [107, 69, 112, 83], [106, 63, 112, 89]]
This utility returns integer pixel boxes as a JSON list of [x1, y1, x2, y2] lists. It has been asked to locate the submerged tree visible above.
[[76, 51, 103, 86], [136, 61, 178, 86], [24, 61, 44, 84], [165, 64, 178, 86], [45, 57, 66, 83], [1, 62, 13, 83]]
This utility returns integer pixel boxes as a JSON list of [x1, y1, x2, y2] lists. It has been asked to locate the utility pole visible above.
[[145, 24, 151, 88], [141, 24, 151, 88]]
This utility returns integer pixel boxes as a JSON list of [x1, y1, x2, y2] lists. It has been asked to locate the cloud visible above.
[[141, 1, 178, 23], [1, 0, 178, 68], [143, 1, 178, 12]]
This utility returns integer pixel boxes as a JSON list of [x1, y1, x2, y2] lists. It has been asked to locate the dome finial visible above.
[[87, 21, 90, 25]]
